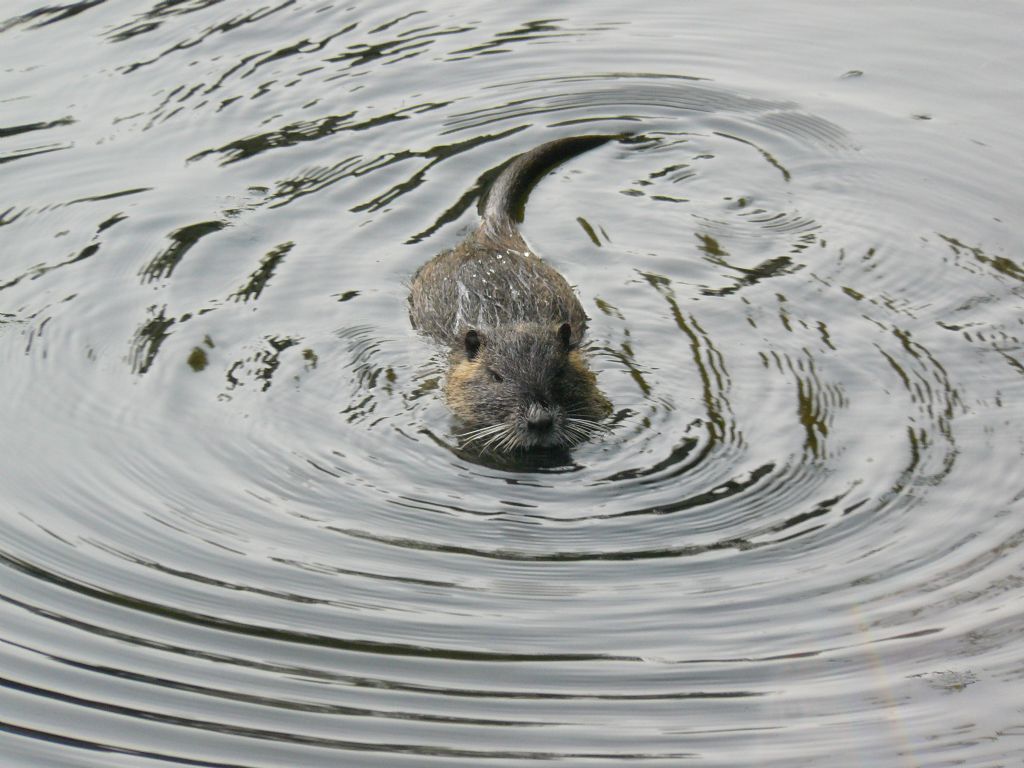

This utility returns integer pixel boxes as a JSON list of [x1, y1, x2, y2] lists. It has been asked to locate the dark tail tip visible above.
[[479, 133, 632, 240]]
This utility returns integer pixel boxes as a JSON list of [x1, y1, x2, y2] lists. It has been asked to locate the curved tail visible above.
[[479, 134, 622, 242]]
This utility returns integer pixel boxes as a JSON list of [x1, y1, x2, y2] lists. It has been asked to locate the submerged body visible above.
[[409, 135, 614, 451]]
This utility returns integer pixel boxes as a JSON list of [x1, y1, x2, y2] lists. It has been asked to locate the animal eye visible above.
[[488, 368, 503, 383]]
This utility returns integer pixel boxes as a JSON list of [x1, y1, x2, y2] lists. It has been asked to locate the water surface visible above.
[[2, 1, 1024, 766]]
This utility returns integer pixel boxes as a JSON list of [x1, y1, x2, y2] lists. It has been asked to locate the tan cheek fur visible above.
[[568, 350, 612, 418], [446, 359, 482, 420]]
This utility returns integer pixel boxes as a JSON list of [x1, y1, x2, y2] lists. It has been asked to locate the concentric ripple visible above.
[[2, 1, 1024, 766]]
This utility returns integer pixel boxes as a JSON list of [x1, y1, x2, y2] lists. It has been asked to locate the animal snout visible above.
[[525, 403, 554, 433]]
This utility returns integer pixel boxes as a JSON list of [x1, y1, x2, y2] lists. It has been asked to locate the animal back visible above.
[[408, 236, 587, 345]]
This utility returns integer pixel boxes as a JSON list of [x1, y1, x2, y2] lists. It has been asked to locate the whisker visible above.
[[462, 412, 612, 454], [566, 417, 613, 434], [461, 423, 508, 445], [462, 432, 494, 447], [485, 425, 519, 453], [504, 429, 524, 452], [474, 426, 507, 441], [480, 430, 508, 452]]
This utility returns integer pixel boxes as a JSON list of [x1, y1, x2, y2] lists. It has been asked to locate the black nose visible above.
[[527, 411, 554, 433]]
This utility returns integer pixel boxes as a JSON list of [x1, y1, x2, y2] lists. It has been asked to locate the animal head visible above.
[[446, 322, 610, 452]]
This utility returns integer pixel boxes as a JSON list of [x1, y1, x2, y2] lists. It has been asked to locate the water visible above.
[[2, 1, 1024, 765]]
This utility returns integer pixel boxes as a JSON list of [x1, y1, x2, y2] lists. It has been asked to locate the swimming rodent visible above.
[[409, 134, 618, 452]]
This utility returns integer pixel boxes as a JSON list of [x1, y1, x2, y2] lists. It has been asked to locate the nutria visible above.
[[409, 135, 617, 452]]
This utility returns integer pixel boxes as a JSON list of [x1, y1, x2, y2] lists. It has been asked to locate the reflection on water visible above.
[[2, 0, 1024, 766]]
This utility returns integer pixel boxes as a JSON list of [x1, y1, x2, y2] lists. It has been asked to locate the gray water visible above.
[[2, 1, 1024, 766]]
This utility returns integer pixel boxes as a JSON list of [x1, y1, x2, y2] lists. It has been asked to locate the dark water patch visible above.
[[0, 1, 105, 34], [0, 141, 73, 166], [140, 221, 228, 283], [117, 1, 298, 76], [0, 116, 75, 138]]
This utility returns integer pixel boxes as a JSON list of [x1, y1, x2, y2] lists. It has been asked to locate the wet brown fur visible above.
[[409, 135, 616, 451]]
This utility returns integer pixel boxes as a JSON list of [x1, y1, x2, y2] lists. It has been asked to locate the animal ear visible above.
[[557, 322, 573, 349], [464, 329, 481, 360]]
